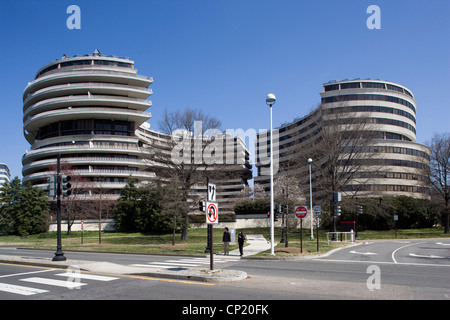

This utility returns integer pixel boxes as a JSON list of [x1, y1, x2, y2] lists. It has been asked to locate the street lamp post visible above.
[[308, 158, 313, 240], [266, 93, 276, 256], [52, 153, 66, 261]]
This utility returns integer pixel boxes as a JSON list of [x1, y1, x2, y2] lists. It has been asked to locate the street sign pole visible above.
[[209, 225, 213, 270], [205, 178, 210, 254], [206, 202, 218, 270], [316, 217, 320, 252], [206, 179, 218, 271], [81, 221, 84, 244], [300, 218, 303, 254], [314, 205, 321, 252], [294, 206, 308, 254]]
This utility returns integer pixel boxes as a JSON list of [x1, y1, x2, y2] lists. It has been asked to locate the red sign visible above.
[[294, 206, 308, 219], [206, 202, 218, 224]]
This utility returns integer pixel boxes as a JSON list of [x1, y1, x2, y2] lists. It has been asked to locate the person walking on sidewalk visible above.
[[238, 230, 246, 256], [222, 227, 231, 255]]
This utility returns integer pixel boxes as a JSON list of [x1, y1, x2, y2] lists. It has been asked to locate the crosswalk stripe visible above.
[[0, 283, 49, 296], [131, 264, 181, 269], [176, 258, 239, 263], [149, 262, 201, 266], [0, 269, 54, 279], [55, 273, 119, 281], [20, 277, 87, 289], [129, 256, 240, 269], [164, 260, 202, 265]]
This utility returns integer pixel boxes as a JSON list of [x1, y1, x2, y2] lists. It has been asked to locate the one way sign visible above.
[[208, 183, 216, 201]]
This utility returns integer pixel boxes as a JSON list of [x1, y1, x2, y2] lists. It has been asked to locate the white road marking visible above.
[[55, 272, 119, 281], [317, 259, 450, 267], [391, 242, 424, 264], [130, 264, 189, 269], [0, 269, 54, 279], [409, 253, 445, 259], [129, 257, 239, 269], [20, 277, 87, 289], [350, 251, 377, 256], [164, 260, 203, 265], [149, 261, 201, 266], [0, 283, 49, 296]]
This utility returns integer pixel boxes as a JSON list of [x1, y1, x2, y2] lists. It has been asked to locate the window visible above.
[[386, 84, 404, 93], [341, 82, 360, 89], [324, 84, 339, 91], [321, 94, 416, 113]]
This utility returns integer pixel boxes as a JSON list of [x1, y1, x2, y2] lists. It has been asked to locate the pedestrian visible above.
[[238, 230, 245, 256], [222, 227, 231, 255]]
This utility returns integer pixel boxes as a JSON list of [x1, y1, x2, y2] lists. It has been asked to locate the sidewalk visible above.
[[0, 234, 272, 283], [225, 234, 271, 258]]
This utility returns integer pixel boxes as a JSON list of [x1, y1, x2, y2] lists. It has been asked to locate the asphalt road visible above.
[[0, 239, 449, 301], [230, 239, 450, 300]]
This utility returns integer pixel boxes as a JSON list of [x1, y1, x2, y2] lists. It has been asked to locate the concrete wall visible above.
[[191, 214, 304, 229], [48, 216, 309, 232], [48, 219, 115, 232]]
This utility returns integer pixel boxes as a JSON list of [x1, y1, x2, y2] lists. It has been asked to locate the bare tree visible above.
[[49, 160, 91, 235], [236, 183, 266, 202], [273, 174, 305, 247], [309, 105, 380, 201], [155, 108, 223, 240], [427, 133, 450, 233], [158, 108, 221, 136]]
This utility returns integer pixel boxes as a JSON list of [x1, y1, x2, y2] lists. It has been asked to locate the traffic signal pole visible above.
[[52, 153, 66, 261]]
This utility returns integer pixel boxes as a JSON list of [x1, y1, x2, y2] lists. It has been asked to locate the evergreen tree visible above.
[[0, 177, 49, 236], [114, 180, 175, 233]]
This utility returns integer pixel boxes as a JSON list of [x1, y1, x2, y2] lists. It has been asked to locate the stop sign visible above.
[[294, 206, 308, 219]]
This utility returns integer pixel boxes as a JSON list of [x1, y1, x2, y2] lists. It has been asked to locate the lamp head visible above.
[[266, 93, 276, 105]]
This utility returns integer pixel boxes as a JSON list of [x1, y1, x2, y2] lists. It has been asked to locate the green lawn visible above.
[[0, 227, 448, 257]]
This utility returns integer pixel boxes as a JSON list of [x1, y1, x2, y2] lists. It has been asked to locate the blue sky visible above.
[[0, 0, 449, 179]]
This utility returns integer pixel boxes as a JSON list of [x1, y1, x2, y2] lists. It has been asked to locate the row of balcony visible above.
[[24, 70, 153, 96], [24, 82, 152, 108], [24, 95, 152, 122], [24, 107, 151, 143], [23, 169, 157, 185]]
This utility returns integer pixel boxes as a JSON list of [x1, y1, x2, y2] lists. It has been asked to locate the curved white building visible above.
[[0, 163, 11, 187], [22, 50, 154, 197], [256, 79, 430, 200], [22, 51, 251, 213]]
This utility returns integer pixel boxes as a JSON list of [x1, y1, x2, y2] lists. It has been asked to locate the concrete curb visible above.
[[241, 241, 361, 260], [0, 255, 247, 283], [0, 235, 355, 282]]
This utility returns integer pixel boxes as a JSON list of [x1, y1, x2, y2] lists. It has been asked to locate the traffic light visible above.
[[267, 210, 279, 222], [356, 205, 363, 215], [275, 203, 281, 213], [61, 175, 72, 198], [198, 200, 205, 212], [274, 204, 281, 222], [47, 175, 56, 199], [335, 205, 341, 216]]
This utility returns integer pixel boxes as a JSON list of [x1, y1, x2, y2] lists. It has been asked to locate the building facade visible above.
[[255, 79, 430, 200], [23, 50, 154, 198], [22, 51, 251, 213], [136, 123, 252, 212], [0, 163, 11, 187]]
